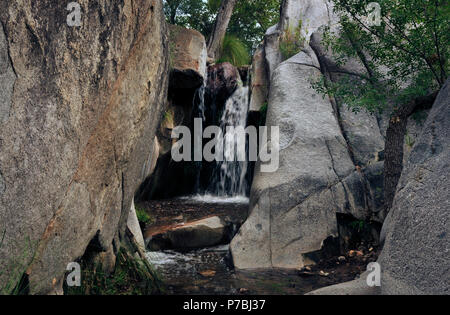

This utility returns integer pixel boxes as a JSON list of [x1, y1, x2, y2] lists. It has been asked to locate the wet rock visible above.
[[147, 216, 230, 251], [206, 62, 240, 109]]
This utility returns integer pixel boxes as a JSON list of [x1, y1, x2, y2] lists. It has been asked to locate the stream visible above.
[[142, 197, 375, 295], [141, 69, 376, 295]]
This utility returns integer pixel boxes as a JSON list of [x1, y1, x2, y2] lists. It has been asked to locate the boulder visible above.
[[378, 79, 450, 294], [147, 216, 228, 251], [206, 62, 240, 108], [307, 271, 380, 295], [127, 200, 146, 250], [168, 24, 207, 90], [310, 32, 386, 167], [264, 0, 336, 78], [0, 0, 169, 294], [231, 51, 361, 269]]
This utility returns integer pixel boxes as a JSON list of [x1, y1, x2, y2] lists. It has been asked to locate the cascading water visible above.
[[193, 83, 206, 193], [209, 85, 250, 197], [190, 64, 251, 200]]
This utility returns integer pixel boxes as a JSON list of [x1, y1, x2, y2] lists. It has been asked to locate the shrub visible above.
[[217, 35, 251, 67], [135, 206, 152, 225], [279, 20, 305, 61], [259, 102, 268, 125]]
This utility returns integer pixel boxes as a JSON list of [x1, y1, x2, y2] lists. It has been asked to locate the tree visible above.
[[207, 0, 238, 60], [227, 0, 281, 51], [163, 0, 281, 65], [315, 0, 449, 210]]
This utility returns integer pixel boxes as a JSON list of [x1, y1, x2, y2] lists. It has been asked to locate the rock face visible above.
[[137, 25, 208, 200], [377, 79, 450, 295], [249, 45, 269, 112], [0, 0, 169, 294], [307, 80, 449, 295], [263, 0, 335, 77], [231, 0, 387, 270], [147, 216, 229, 251], [232, 51, 360, 269]]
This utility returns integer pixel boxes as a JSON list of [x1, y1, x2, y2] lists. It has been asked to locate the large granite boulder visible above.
[[378, 79, 450, 295], [168, 24, 207, 90], [307, 80, 450, 295], [231, 51, 365, 269], [0, 0, 169, 294], [231, 0, 387, 270]]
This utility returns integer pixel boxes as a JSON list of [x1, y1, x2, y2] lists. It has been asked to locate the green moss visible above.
[[135, 206, 153, 225], [0, 231, 36, 295]]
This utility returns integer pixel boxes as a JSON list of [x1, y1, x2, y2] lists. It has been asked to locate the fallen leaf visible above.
[[199, 270, 216, 277]]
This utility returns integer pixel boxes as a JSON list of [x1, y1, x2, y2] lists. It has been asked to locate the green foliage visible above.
[[411, 109, 428, 125], [279, 20, 306, 61], [314, 0, 449, 113], [227, 0, 281, 51], [0, 230, 36, 295], [217, 35, 251, 67], [164, 109, 174, 127], [135, 206, 152, 225], [350, 220, 366, 232], [66, 248, 163, 295], [259, 102, 268, 125], [164, 0, 281, 55], [405, 132, 415, 148]]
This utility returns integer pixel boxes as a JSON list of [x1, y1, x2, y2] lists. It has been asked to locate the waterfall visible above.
[[209, 85, 250, 197], [193, 83, 206, 193]]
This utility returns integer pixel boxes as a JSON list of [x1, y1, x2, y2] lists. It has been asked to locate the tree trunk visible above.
[[207, 0, 237, 60], [384, 92, 438, 211]]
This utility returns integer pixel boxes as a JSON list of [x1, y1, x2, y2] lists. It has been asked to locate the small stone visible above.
[[239, 288, 249, 294], [338, 256, 346, 262], [319, 270, 329, 277]]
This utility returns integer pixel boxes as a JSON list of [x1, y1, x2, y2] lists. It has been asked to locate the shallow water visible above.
[[142, 198, 374, 295], [145, 245, 341, 295], [179, 194, 249, 204]]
